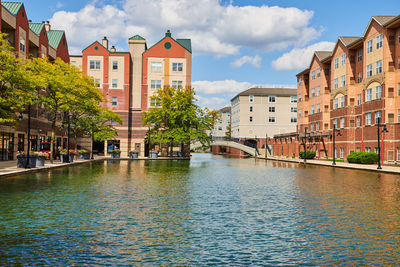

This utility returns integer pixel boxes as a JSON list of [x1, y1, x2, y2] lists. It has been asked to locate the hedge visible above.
[[299, 151, 316, 159], [346, 152, 379, 164]]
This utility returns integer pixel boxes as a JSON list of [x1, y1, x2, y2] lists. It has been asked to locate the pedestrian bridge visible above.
[[190, 140, 258, 156]]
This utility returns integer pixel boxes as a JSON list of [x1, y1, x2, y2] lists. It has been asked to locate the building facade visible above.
[[0, 1, 70, 161], [71, 31, 192, 157], [210, 107, 231, 138]]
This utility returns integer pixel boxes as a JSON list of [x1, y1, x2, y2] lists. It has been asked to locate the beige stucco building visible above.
[[210, 107, 231, 138]]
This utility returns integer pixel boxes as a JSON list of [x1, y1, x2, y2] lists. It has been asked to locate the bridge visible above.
[[190, 139, 260, 157]]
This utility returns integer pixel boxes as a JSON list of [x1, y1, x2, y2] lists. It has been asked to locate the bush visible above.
[[299, 151, 316, 159], [346, 152, 378, 164]]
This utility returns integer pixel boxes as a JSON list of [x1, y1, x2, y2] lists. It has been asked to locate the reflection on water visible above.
[[0, 154, 400, 265]]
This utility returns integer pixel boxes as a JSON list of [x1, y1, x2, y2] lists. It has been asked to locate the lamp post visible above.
[[19, 104, 32, 168], [62, 113, 71, 163], [91, 129, 94, 160], [303, 127, 308, 163], [332, 123, 342, 166], [377, 117, 388, 169], [265, 133, 268, 160]]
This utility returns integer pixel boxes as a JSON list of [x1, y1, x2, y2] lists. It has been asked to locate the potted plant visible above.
[[16, 151, 37, 168], [34, 152, 48, 167], [149, 150, 158, 159], [129, 150, 139, 159], [111, 149, 121, 159], [79, 149, 91, 160], [60, 149, 76, 163]]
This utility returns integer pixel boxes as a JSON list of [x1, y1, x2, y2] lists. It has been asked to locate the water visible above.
[[0, 153, 400, 265]]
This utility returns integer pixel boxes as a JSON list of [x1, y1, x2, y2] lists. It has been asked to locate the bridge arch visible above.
[[191, 140, 258, 156]]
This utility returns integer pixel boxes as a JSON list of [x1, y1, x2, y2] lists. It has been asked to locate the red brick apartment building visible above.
[[71, 31, 192, 157], [274, 15, 400, 164], [0, 1, 70, 161]]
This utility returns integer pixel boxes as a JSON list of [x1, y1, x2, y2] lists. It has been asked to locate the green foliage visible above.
[[347, 152, 379, 164], [299, 151, 316, 159]]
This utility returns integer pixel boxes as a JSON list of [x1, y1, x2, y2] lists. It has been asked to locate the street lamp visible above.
[[19, 104, 32, 168], [332, 123, 342, 166], [265, 133, 268, 160], [62, 113, 71, 163], [377, 117, 388, 169], [303, 127, 310, 163]]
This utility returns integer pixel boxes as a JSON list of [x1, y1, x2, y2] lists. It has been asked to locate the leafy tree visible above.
[[142, 86, 219, 156]]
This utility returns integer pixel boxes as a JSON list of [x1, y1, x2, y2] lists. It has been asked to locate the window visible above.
[[334, 58, 339, 69], [398, 110, 400, 123], [334, 78, 338, 89], [341, 54, 346, 66], [334, 98, 338, 109], [298, 94, 302, 102], [218, 127, 222, 131], [298, 77, 302, 85], [20, 38, 25, 52], [366, 113, 371, 125], [94, 79, 100, 87], [311, 123, 314, 131], [250, 106, 253, 112], [111, 120, 117, 126], [376, 85, 382, 99], [356, 116, 361, 127], [397, 149, 400, 161], [340, 147, 344, 159], [357, 94, 361, 105], [376, 60, 382, 74], [398, 56, 400, 69], [311, 106, 315, 114], [291, 107, 297, 112], [357, 49, 363, 62], [150, 98, 160, 107], [269, 117, 275, 122], [333, 118, 338, 128], [291, 117, 297, 123], [376, 34, 383, 49], [269, 106, 275, 112], [312, 71, 315, 80], [316, 86, 320, 96], [112, 79, 118, 88], [112, 61, 118, 70], [367, 40, 373, 53], [398, 84, 400, 96], [317, 68, 321, 77], [316, 122, 320, 131], [268, 96, 276, 103], [375, 111, 381, 124], [316, 104, 320, 113], [90, 60, 101, 70], [172, 80, 183, 88], [298, 110, 301, 118], [341, 75, 346, 87], [334, 148, 337, 158], [365, 147, 371, 153], [112, 97, 117, 106], [249, 95, 254, 103], [311, 88, 315, 97], [172, 62, 183, 72], [340, 117, 345, 128], [290, 96, 297, 103], [366, 88, 372, 101], [151, 80, 162, 89], [340, 96, 345, 108], [357, 72, 362, 83], [151, 62, 162, 71], [249, 116, 253, 122], [366, 64, 372, 77]]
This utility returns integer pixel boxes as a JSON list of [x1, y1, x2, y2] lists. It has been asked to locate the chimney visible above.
[[110, 46, 116, 52], [165, 30, 171, 37], [102, 36, 108, 49], [45, 21, 51, 31]]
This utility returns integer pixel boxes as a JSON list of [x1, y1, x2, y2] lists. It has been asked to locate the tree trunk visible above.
[[74, 134, 78, 152], [50, 120, 56, 163], [161, 143, 168, 157], [182, 142, 190, 157]]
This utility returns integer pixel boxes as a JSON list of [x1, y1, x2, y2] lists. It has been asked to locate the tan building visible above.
[[210, 107, 231, 138], [231, 88, 297, 139]]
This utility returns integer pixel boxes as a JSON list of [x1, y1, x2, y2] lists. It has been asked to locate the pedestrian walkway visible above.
[[258, 155, 400, 174]]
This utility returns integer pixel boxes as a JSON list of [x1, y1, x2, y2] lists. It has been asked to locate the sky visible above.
[[23, 0, 400, 109]]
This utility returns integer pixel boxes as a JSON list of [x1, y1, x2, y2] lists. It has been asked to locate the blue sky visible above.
[[23, 0, 400, 109]]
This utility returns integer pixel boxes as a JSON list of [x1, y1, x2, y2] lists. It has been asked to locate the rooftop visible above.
[[220, 106, 231, 113], [47, 30, 64, 49], [231, 87, 297, 101], [29, 22, 45, 35], [1, 2, 23, 16]]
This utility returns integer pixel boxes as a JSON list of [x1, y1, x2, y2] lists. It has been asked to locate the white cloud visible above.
[[232, 55, 262, 68], [272, 41, 335, 71], [49, 0, 321, 56]]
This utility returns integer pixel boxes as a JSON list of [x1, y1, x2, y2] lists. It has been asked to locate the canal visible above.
[[0, 153, 400, 265]]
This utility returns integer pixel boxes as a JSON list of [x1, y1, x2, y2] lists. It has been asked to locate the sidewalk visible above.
[[257, 155, 400, 174]]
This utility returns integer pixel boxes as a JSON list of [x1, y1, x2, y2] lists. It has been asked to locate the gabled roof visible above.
[[1, 2, 23, 16], [315, 51, 332, 62], [231, 87, 296, 101], [129, 35, 145, 40], [339, 36, 361, 46], [373, 16, 396, 25], [220, 106, 231, 113], [82, 40, 108, 52], [176, 39, 192, 53], [47, 30, 64, 49], [29, 23, 45, 35]]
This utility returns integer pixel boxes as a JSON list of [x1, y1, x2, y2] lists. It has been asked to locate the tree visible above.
[[142, 86, 219, 156]]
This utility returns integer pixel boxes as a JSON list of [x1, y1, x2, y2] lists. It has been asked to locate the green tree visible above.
[[142, 86, 218, 156]]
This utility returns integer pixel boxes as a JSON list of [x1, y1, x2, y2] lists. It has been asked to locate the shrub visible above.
[[346, 152, 378, 164], [299, 151, 316, 159]]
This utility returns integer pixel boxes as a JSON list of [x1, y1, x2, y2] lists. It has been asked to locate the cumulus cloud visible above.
[[232, 55, 262, 68], [49, 0, 321, 56], [272, 41, 335, 71]]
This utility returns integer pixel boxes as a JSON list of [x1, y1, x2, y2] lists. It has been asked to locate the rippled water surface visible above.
[[1, 153, 400, 265]]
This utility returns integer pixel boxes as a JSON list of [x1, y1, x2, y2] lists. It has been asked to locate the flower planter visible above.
[[111, 152, 121, 159], [129, 152, 139, 159], [149, 152, 158, 159], [79, 153, 91, 160], [17, 156, 37, 168], [61, 154, 74, 163], [36, 156, 46, 167]]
